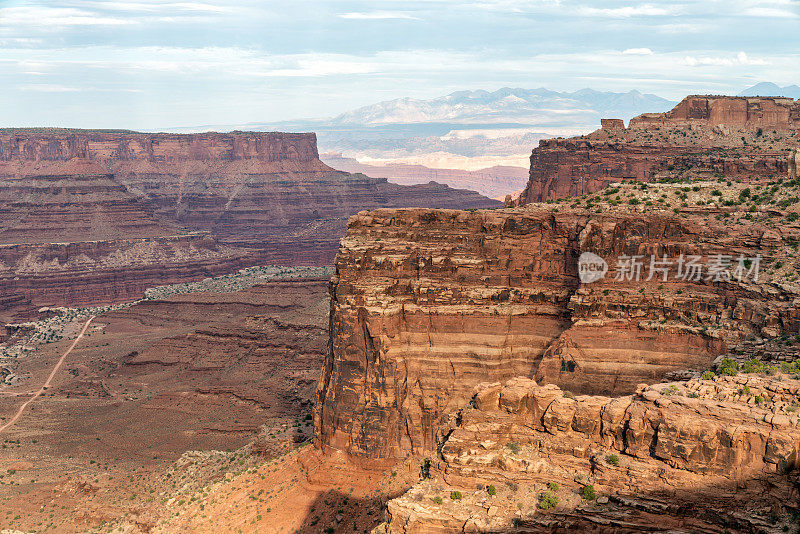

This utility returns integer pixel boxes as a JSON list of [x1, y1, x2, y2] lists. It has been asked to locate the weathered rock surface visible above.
[[314, 205, 799, 460], [519, 96, 799, 203], [380, 375, 800, 533], [629, 95, 800, 130], [0, 233, 248, 322], [0, 129, 501, 265]]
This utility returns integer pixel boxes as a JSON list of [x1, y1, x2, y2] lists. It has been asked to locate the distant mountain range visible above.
[[177, 88, 675, 167], [164, 83, 795, 172], [327, 87, 675, 128], [738, 82, 800, 99]]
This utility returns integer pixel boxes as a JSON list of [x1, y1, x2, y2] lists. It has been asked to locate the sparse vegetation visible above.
[[538, 491, 559, 510]]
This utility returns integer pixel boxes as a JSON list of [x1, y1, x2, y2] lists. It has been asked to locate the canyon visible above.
[[1, 95, 799, 533], [303, 96, 800, 532], [0, 271, 331, 532], [0, 130, 498, 320]]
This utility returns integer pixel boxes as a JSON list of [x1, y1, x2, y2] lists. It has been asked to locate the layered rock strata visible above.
[[314, 206, 799, 460], [630, 95, 800, 130], [0, 130, 500, 265], [519, 96, 800, 204], [0, 233, 247, 321]]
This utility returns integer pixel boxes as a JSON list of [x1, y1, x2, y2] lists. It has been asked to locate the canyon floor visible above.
[[0, 268, 336, 532]]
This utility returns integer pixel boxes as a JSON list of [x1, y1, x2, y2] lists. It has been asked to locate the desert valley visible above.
[[0, 93, 797, 533], [2, 1, 800, 532]]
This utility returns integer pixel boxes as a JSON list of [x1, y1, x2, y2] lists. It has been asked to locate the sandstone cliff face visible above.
[[630, 95, 800, 130], [314, 206, 798, 461], [0, 172, 175, 244], [0, 130, 322, 170], [519, 96, 799, 204], [0, 130, 500, 266], [381, 375, 800, 533]]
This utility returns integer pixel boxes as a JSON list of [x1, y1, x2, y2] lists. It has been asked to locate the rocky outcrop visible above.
[[519, 96, 799, 204], [0, 130, 501, 266], [313, 206, 799, 461], [381, 375, 800, 533], [630, 95, 800, 130]]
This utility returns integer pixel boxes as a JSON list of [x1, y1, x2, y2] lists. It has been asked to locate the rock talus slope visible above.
[[382, 375, 800, 533]]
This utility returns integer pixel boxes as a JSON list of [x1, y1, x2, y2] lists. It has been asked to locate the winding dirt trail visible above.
[[0, 316, 95, 435]]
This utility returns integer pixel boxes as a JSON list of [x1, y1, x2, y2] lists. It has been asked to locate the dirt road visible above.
[[0, 316, 95, 434]]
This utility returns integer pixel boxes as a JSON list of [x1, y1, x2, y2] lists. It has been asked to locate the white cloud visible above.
[[741, 6, 799, 17], [338, 11, 421, 20], [623, 48, 654, 55], [0, 6, 136, 28], [681, 51, 770, 67], [73, 1, 236, 14], [577, 4, 678, 17]]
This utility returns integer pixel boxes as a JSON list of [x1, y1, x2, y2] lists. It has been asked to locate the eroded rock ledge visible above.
[[379, 375, 800, 533], [313, 206, 798, 460]]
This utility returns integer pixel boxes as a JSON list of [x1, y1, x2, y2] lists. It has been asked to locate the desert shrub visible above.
[[701, 371, 716, 380], [607, 454, 620, 467], [538, 491, 559, 510], [432, 496, 443, 504], [741, 385, 751, 395], [717, 358, 739, 376], [450, 490, 462, 501], [547, 482, 559, 492], [487, 485, 496, 496], [742, 359, 764, 374], [506, 442, 520, 454], [581, 485, 597, 501]]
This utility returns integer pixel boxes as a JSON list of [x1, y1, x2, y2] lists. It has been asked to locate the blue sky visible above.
[[1, 0, 798, 129]]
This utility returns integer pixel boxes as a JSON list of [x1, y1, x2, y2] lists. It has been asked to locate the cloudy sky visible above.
[[1, 0, 798, 129]]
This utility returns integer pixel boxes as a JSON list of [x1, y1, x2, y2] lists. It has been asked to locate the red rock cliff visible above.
[[313, 206, 798, 461], [0, 130, 500, 266], [519, 96, 799, 204], [630, 95, 800, 130]]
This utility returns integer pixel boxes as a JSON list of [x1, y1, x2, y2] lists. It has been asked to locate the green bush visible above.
[[538, 491, 559, 510], [506, 442, 520, 454], [717, 358, 739, 376], [486, 485, 496, 496], [432, 496, 443, 504], [581, 485, 597, 501], [607, 454, 620, 467], [547, 482, 559, 492], [701, 371, 716, 380], [742, 359, 764, 374], [450, 490, 462, 501]]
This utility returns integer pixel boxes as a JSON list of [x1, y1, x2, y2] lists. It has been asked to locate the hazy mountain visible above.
[[329, 87, 675, 127], [738, 82, 800, 99], [164, 87, 676, 168]]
